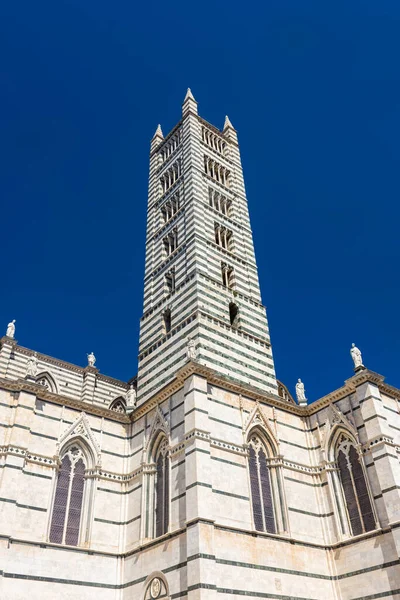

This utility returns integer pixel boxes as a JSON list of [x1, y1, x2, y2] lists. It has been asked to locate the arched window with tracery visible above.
[[248, 435, 276, 534], [109, 397, 126, 413], [49, 445, 87, 546], [335, 435, 376, 536], [154, 438, 169, 537]]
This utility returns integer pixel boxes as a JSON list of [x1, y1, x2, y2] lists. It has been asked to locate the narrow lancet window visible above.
[[165, 269, 175, 294], [229, 302, 239, 327], [248, 437, 276, 534], [163, 309, 171, 333], [336, 436, 375, 536], [155, 439, 169, 537], [50, 445, 86, 546]]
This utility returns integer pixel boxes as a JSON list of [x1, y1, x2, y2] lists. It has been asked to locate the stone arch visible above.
[[58, 412, 101, 468], [36, 371, 58, 394], [326, 425, 378, 538], [142, 572, 170, 600], [109, 396, 126, 413]]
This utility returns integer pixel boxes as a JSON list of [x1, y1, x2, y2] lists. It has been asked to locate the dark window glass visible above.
[[229, 302, 238, 327], [259, 448, 276, 534], [164, 455, 170, 534], [50, 455, 71, 543], [163, 309, 171, 333], [155, 453, 164, 538], [65, 458, 85, 546], [249, 446, 263, 531], [338, 449, 363, 536], [349, 446, 375, 532]]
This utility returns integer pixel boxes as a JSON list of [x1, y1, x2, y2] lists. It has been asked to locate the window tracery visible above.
[[160, 159, 181, 195], [209, 187, 231, 216], [248, 435, 276, 534], [160, 129, 182, 163], [35, 372, 57, 394], [49, 445, 86, 546], [161, 193, 180, 223], [204, 156, 230, 187], [335, 435, 375, 536], [214, 223, 233, 252], [109, 397, 126, 413], [202, 126, 226, 155], [163, 228, 178, 256]]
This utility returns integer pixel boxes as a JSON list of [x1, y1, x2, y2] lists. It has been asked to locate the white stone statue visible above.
[[295, 378, 307, 404], [186, 337, 197, 361], [26, 353, 38, 377], [87, 352, 96, 367], [126, 384, 137, 408], [6, 320, 16, 338], [350, 343, 363, 369]]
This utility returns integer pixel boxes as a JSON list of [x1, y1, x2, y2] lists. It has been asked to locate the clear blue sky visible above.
[[1, 1, 399, 402]]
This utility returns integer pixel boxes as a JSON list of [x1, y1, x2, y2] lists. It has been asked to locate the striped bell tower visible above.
[[137, 90, 277, 405]]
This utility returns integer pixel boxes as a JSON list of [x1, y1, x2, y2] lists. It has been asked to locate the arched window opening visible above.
[[336, 436, 375, 536], [36, 372, 57, 394], [248, 436, 276, 534], [50, 445, 86, 546], [229, 302, 239, 327], [144, 574, 169, 600], [165, 269, 175, 294], [163, 309, 172, 334], [154, 438, 169, 538], [109, 397, 126, 413]]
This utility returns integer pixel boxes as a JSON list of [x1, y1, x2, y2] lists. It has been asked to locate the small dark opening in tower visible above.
[[229, 302, 239, 327], [163, 309, 172, 333]]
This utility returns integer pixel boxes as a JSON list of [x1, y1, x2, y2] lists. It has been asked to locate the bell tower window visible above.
[[165, 269, 175, 294], [163, 309, 172, 334], [229, 302, 239, 327]]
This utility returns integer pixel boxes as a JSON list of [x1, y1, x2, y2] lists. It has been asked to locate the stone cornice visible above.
[[0, 377, 130, 423], [307, 368, 399, 415], [133, 363, 400, 424], [1, 341, 129, 389]]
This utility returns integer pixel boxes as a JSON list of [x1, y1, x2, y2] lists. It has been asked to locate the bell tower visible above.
[[137, 90, 277, 405]]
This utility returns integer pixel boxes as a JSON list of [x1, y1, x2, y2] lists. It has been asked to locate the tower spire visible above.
[[223, 115, 238, 144], [153, 124, 164, 138], [223, 115, 234, 130], [182, 87, 198, 116], [150, 124, 164, 152]]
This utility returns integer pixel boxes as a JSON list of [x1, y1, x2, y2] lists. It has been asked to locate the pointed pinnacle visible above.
[[153, 124, 163, 139], [223, 115, 234, 130], [184, 88, 196, 102]]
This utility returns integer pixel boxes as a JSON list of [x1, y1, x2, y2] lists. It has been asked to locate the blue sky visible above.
[[1, 0, 399, 402]]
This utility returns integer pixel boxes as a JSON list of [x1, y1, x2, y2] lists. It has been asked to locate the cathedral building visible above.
[[0, 90, 399, 600]]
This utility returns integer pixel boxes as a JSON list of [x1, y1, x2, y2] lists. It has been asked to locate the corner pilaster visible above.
[[184, 373, 217, 600], [356, 379, 400, 526], [81, 366, 98, 403]]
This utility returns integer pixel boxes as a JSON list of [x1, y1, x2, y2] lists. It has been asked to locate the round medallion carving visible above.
[[150, 577, 161, 599]]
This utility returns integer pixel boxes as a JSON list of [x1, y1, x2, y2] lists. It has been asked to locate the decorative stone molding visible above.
[[58, 412, 102, 467], [322, 403, 359, 461], [210, 437, 247, 455], [144, 404, 170, 457], [0, 377, 130, 422], [243, 402, 279, 452]]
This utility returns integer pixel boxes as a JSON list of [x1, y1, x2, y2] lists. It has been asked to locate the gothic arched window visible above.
[[336, 436, 375, 536], [154, 438, 169, 538], [248, 436, 276, 534], [49, 445, 86, 546], [109, 397, 126, 413], [36, 371, 58, 394]]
